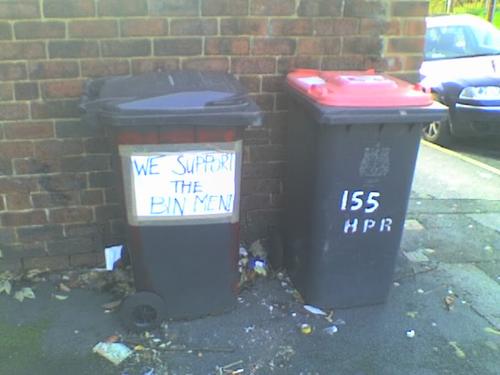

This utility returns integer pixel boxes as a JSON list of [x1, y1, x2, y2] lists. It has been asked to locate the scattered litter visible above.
[[448, 341, 466, 358], [291, 312, 297, 317], [332, 318, 346, 326], [102, 300, 122, 311], [406, 311, 418, 319], [393, 282, 400, 287], [304, 304, 327, 316], [74, 330, 79, 334], [215, 360, 244, 375], [483, 245, 493, 253], [252, 259, 268, 276], [239, 247, 248, 257], [431, 322, 437, 327], [417, 289, 425, 294], [142, 368, 155, 375], [444, 294, 456, 311], [238, 241, 270, 287], [105, 245, 124, 271], [248, 240, 267, 259], [403, 249, 430, 263], [0, 249, 3, 258], [244, 325, 255, 333], [105, 335, 120, 343], [25, 268, 49, 281], [52, 294, 69, 301], [300, 323, 313, 335], [14, 287, 35, 302], [406, 329, 416, 338], [325, 310, 334, 323], [323, 325, 339, 335], [67, 268, 134, 297], [484, 327, 500, 336], [93, 342, 133, 365], [59, 282, 71, 292]]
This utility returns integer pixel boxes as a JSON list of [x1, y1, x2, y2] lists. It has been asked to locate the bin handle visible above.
[[79, 78, 106, 114], [205, 95, 248, 108]]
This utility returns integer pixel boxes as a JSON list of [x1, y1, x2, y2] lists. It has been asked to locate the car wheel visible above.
[[119, 291, 166, 332], [422, 119, 452, 145]]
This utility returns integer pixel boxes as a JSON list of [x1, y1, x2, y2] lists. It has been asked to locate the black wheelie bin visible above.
[[80, 70, 262, 330], [283, 69, 447, 309]]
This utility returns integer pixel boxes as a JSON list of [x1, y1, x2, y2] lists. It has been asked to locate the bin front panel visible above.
[[129, 222, 239, 319], [284, 99, 423, 309], [119, 141, 242, 226], [307, 122, 422, 307]]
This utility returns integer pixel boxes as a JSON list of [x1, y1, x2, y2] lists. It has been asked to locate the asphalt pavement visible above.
[[0, 141, 499, 375]]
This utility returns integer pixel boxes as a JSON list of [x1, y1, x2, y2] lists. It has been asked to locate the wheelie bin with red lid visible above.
[[80, 71, 262, 330], [283, 69, 447, 309]]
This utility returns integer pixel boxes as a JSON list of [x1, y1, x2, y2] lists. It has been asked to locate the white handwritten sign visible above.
[[133, 151, 235, 217], [120, 143, 240, 225]]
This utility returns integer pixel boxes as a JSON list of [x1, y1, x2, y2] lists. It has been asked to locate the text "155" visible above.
[[340, 190, 381, 214]]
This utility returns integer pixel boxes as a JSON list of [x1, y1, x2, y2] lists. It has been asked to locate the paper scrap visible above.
[[104, 245, 123, 271], [93, 342, 133, 365]]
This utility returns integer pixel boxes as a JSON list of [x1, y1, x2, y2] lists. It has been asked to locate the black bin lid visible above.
[[80, 71, 262, 127]]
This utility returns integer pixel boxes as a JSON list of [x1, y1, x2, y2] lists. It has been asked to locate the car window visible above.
[[424, 19, 500, 60]]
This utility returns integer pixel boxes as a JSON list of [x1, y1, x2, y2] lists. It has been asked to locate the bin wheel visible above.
[[119, 292, 166, 332]]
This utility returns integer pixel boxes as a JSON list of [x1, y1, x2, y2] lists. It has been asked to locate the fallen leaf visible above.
[[444, 295, 456, 310], [292, 290, 304, 304], [484, 327, 500, 336], [0, 280, 12, 295], [25, 269, 45, 280], [21, 287, 35, 299], [406, 311, 418, 319], [134, 345, 146, 351], [53, 294, 69, 301], [14, 287, 36, 302], [0, 271, 14, 281], [449, 341, 466, 358], [102, 300, 122, 310], [248, 240, 267, 259], [59, 283, 71, 292], [14, 290, 25, 302]]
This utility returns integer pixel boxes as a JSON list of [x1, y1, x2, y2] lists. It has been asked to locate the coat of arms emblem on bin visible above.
[[359, 143, 390, 178]]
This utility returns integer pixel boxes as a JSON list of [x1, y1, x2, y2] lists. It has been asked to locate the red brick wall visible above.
[[0, 0, 429, 272]]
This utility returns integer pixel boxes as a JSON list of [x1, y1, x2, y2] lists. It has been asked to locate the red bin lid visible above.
[[286, 69, 433, 107]]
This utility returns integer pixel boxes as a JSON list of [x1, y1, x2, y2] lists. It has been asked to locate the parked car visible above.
[[420, 14, 500, 144]]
